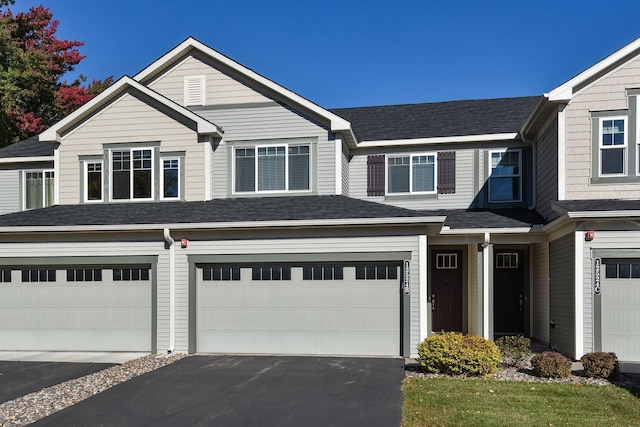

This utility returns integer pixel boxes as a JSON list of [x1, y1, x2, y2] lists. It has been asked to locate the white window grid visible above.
[[160, 157, 180, 200], [496, 253, 519, 269], [385, 152, 437, 195], [599, 116, 627, 177], [436, 253, 458, 269], [84, 161, 103, 203], [23, 169, 55, 210], [109, 148, 154, 202], [488, 149, 522, 203]]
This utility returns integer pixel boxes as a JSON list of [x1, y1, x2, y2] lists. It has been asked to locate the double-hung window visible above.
[[111, 148, 153, 200], [599, 117, 627, 176], [85, 161, 103, 202], [234, 144, 310, 193], [387, 154, 436, 194], [24, 170, 54, 210], [161, 158, 180, 199], [489, 150, 521, 203]]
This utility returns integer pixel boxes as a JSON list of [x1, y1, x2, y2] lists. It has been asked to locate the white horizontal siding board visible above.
[[0, 170, 20, 214]]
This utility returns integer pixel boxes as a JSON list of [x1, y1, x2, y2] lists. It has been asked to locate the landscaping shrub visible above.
[[495, 335, 533, 367], [416, 332, 502, 377], [530, 351, 572, 378], [580, 352, 619, 379]]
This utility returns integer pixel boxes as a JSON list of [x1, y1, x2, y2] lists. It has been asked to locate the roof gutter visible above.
[[0, 156, 54, 164], [357, 133, 518, 148]]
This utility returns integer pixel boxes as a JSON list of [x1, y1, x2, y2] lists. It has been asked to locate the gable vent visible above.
[[184, 75, 205, 106]]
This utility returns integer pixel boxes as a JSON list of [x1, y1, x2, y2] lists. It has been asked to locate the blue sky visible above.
[[9, 0, 640, 108]]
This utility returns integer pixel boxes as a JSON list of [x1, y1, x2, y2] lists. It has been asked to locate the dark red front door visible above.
[[494, 250, 525, 335], [431, 251, 463, 332]]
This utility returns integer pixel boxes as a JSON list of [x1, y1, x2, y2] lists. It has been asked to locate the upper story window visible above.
[[234, 144, 310, 194], [387, 153, 436, 194], [161, 158, 180, 199], [599, 117, 627, 176], [24, 170, 54, 210], [184, 75, 205, 106], [85, 161, 103, 202], [489, 149, 521, 203], [111, 149, 153, 201]]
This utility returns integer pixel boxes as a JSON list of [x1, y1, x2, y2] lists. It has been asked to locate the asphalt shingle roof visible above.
[[0, 196, 435, 228], [330, 96, 542, 142], [0, 136, 57, 158], [553, 199, 640, 213], [418, 208, 546, 229]]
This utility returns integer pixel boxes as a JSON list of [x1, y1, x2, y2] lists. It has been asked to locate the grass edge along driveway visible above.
[[402, 377, 640, 427]]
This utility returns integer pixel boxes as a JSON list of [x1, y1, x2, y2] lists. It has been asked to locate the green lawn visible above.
[[403, 377, 640, 427]]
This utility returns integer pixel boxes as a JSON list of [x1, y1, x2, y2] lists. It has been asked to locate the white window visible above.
[[161, 158, 180, 199], [184, 75, 205, 106], [24, 170, 54, 210], [111, 148, 153, 201], [84, 161, 103, 202], [233, 144, 310, 193], [489, 150, 521, 203], [599, 117, 627, 176], [387, 153, 436, 194]]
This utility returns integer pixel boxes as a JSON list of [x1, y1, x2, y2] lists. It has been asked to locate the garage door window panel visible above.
[[113, 268, 150, 281], [252, 266, 291, 281], [302, 266, 344, 280], [202, 266, 240, 281], [67, 269, 102, 282], [22, 269, 56, 282], [1, 270, 11, 283], [356, 265, 398, 280]]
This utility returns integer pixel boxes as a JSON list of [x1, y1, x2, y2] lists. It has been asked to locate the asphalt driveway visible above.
[[0, 361, 114, 404], [33, 355, 404, 426]]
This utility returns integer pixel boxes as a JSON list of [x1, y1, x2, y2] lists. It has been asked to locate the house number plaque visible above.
[[594, 258, 601, 295], [403, 260, 411, 295]]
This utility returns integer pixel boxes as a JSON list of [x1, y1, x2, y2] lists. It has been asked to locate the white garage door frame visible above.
[[0, 255, 158, 352], [188, 252, 412, 357]]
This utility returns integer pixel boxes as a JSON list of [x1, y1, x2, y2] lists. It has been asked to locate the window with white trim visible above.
[[387, 154, 436, 194], [184, 75, 205, 106], [161, 158, 180, 199], [489, 150, 521, 203], [234, 144, 310, 193], [85, 161, 103, 202], [24, 170, 54, 210], [111, 148, 153, 200], [599, 117, 627, 176]]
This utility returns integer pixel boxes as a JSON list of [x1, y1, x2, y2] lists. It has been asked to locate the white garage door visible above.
[[0, 266, 152, 352], [601, 259, 640, 362], [197, 264, 401, 356]]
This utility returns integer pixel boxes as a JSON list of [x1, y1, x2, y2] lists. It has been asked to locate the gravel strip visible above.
[[406, 364, 640, 388], [0, 352, 186, 427]]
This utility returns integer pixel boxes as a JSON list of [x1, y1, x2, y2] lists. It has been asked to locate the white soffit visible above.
[[357, 133, 519, 148]]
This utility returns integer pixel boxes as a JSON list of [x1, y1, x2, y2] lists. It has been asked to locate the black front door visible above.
[[494, 250, 525, 335], [431, 251, 463, 332]]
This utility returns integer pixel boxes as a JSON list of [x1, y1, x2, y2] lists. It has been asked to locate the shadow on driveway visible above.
[[0, 361, 114, 404], [34, 355, 404, 427]]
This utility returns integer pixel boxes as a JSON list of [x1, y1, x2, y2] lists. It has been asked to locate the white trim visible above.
[[488, 148, 522, 203], [183, 75, 205, 106], [22, 169, 55, 211], [598, 116, 628, 177], [419, 234, 428, 342], [574, 231, 584, 360], [548, 37, 640, 102], [440, 226, 538, 234], [334, 138, 342, 196], [133, 38, 352, 134], [0, 156, 54, 164], [83, 160, 104, 203], [109, 147, 155, 202], [0, 215, 448, 234], [39, 76, 222, 142], [557, 106, 566, 200], [357, 133, 519, 148], [566, 210, 640, 219], [482, 233, 490, 339], [386, 152, 437, 195], [159, 157, 180, 200], [53, 149, 60, 206], [204, 139, 212, 200]]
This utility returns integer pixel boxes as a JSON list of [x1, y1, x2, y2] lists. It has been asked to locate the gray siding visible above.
[[349, 146, 476, 210], [341, 140, 349, 196], [536, 117, 558, 220], [0, 170, 20, 214], [564, 55, 640, 200], [532, 242, 550, 343], [549, 232, 575, 357], [198, 105, 335, 198]]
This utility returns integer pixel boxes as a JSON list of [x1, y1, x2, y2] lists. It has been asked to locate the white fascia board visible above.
[[39, 76, 222, 142], [548, 37, 640, 102], [439, 226, 538, 235], [566, 210, 640, 219], [357, 133, 518, 148], [133, 37, 352, 133], [0, 156, 54, 164], [0, 215, 447, 234]]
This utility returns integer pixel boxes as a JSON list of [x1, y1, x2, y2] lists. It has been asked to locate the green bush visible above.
[[495, 336, 532, 367], [580, 352, 619, 379], [530, 351, 572, 378], [416, 332, 502, 377]]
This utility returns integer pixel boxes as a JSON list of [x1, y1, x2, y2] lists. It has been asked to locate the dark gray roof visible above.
[[553, 199, 640, 213], [330, 96, 542, 141], [0, 136, 57, 158], [0, 196, 436, 228], [418, 208, 546, 229]]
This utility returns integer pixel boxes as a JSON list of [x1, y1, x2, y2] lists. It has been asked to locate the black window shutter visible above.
[[367, 155, 385, 196], [437, 151, 456, 194]]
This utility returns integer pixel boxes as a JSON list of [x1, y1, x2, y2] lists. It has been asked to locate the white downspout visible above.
[[163, 228, 176, 353]]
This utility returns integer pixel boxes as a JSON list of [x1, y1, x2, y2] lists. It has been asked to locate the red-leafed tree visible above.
[[0, 4, 112, 147]]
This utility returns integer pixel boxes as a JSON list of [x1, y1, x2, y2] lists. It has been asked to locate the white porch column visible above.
[[574, 231, 584, 359], [482, 232, 492, 339], [334, 137, 343, 195], [419, 234, 428, 342]]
